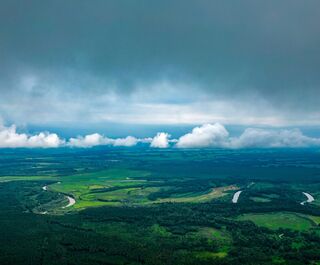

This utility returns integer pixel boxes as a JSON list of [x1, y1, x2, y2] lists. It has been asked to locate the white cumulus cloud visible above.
[[150, 132, 171, 148], [68, 133, 138, 147], [113, 136, 138, 147], [176, 123, 320, 148], [1, 122, 320, 149], [68, 133, 108, 147], [229, 128, 320, 148], [0, 124, 64, 148], [176, 123, 229, 148]]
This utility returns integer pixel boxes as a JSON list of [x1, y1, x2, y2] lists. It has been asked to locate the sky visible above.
[[1, 0, 320, 148]]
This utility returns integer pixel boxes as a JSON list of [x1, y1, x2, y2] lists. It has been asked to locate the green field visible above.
[[0, 175, 58, 182], [32, 167, 237, 210], [308, 215, 320, 225], [156, 185, 238, 203], [237, 212, 315, 231]]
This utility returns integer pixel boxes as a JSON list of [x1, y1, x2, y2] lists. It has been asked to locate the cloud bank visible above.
[[176, 124, 320, 148], [0, 123, 320, 149], [0, 124, 63, 148], [229, 128, 320, 148], [68, 134, 138, 148]]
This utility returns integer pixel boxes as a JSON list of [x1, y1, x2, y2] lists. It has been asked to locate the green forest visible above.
[[0, 148, 320, 265]]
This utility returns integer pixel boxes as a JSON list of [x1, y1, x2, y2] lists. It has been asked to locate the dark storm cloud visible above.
[[0, 0, 320, 125]]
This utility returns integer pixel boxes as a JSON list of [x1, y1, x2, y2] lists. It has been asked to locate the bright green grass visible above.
[[307, 215, 320, 225], [73, 200, 122, 209], [0, 176, 58, 182], [237, 212, 314, 231], [47, 168, 157, 208], [49, 168, 151, 195], [156, 185, 238, 203], [1, 169, 238, 211], [48, 167, 239, 209], [80, 187, 161, 205], [79, 184, 237, 208], [194, 251, 227, 259]]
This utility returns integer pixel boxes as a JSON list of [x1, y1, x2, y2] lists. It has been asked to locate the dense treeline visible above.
[[1, 180, 320, 265], [1, 148, 320, 184], [0, 148, 320, 264]]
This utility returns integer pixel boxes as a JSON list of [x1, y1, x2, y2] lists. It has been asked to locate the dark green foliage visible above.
[[0, 148, 320, 264]]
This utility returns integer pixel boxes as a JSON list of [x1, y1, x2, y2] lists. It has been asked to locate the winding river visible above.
[[300, 192, 314, 205], [42, 184, 76, 208], [62, 196, 76, 208], [232, 190, 242, 203]]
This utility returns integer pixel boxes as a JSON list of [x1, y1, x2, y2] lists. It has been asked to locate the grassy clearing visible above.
[[0, 176, 57, 182], [194, 251, 227, 259], [307, 215, 320, 225], [80, 186, 162, 206], [0, 169, 239, 211], [50, 168, 150, 193], [156, 185, 238, 203], [46, 168, 158, 208], [78, 184, 237, 207], [47, 167, 238, 209], [73, 200, 121, 209], [237, 212, 315, 231]]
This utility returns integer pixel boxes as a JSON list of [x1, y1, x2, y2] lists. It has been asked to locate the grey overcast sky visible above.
[[1, 0, 320, 128]]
